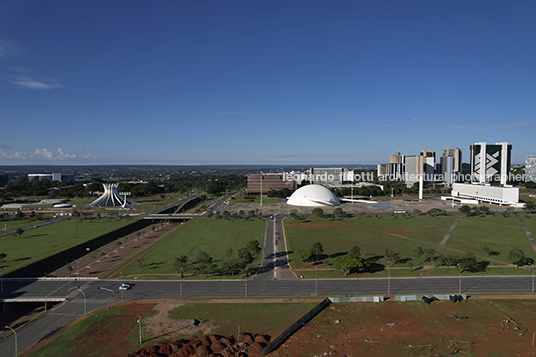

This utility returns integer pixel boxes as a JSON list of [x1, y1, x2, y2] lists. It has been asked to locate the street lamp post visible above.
[[98, 287, 115, 306], [137, 314, 143, 343], [315, 266, 318, 297], [530, 263, 534, 294], [68, 286, 86, 315], [457, 263, 462, 295], [5, 325, 17, 357], [245, 267, 248, 298], [387, 263, 391, 296], [180, 267, 183, 298]]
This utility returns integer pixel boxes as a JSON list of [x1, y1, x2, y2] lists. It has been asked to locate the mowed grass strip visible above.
[[0, 219, 131, 272], [168, 302, 319, 337], [120, 218, 266, 277], [444, 216, 535, 262]]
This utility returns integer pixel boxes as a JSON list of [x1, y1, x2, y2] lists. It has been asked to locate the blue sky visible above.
[[1, 0, 535, 165]]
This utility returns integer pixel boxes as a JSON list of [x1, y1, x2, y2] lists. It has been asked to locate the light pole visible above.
[[68, 286, 86, 315], [530, 263, 534, 294], [98, 287, 115, 306], [5, 325, 17, 356], [245, 267, 248, 297], [387, 262, 391, 296], [137, 314, 143, 343], [315, 266, 318, 297], [120, 271, 123, 303], [457, 263, 462, 295], [180, 267, 183, 298]]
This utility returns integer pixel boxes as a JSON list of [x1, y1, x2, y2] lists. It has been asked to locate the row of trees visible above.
[[291, 240, 535, 276], [171, 239, 262, 277]]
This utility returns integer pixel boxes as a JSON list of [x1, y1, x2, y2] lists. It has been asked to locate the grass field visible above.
[[27, 299, 536, 357], [285, 214, 536, 278], [120, 218, 266, 278], [0, 219, 131, 272], [445, 215, 535, 262], [285, 215, 455, 268]]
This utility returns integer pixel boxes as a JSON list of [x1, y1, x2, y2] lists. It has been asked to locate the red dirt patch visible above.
[[67, 302, 156, 357], [381, 227, 411, 234], [275, 300, 536, 356]]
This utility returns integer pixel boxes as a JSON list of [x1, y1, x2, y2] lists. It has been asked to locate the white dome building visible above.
[[286, 184, 341, 207]]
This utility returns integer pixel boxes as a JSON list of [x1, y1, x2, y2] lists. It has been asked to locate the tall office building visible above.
[[470, 142, 511, 185], [526, 156, 536, 183], [389, 152, 404, 164], [441, 148, 462, 173]]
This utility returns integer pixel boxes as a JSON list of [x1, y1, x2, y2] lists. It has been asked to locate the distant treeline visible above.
[[1, 175, 246, 199]]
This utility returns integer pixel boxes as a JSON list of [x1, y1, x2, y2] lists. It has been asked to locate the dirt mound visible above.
[[127, 333, 271, 357]]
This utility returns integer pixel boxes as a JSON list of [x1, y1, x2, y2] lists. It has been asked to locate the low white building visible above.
[[449, 183, 521, 206]]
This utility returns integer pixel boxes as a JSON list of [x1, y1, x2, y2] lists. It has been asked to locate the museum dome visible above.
[[286, 184, 340, 207]]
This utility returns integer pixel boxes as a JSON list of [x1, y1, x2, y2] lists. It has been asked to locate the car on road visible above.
[[119, 283, 131, 290]]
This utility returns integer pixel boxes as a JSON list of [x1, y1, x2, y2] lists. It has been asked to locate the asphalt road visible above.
[[1, 275, 535, 356]]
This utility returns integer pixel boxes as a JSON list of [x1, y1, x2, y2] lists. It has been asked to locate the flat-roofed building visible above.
[[247, 174, 297, 194], [526, 156, 536, 183], [451, 183, 520, 206]]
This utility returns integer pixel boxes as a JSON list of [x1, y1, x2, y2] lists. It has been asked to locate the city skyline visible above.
[[1, 1, 535, 165]]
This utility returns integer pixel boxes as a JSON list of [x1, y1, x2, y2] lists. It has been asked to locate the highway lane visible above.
[[1, 275, 535, 356]]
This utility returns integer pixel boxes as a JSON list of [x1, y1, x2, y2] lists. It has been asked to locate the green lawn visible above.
[[285, 215, 456, 269], [120, 218, 266, 278], [444, 216, 535, 262], [0, 218, 49, 231], [0, 218, 131, 272]]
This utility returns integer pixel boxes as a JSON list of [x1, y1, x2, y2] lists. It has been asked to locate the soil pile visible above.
[[127, 332, 271, 357]]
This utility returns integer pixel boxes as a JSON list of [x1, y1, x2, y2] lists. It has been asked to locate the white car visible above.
[[119, 283, 131, 290]]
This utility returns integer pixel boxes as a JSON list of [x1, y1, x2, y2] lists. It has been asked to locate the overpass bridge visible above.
[[143, 213, 204, 221]]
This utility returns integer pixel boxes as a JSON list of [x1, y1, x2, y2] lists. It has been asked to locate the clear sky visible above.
[[1, 0, 535, 166]]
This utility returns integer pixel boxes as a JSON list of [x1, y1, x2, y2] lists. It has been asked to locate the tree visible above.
[[483, 245, 499, 257], [221, 258, 242, 276], [225, 248, 233, 258], [16, 228, 24, 238], [0, 253, 6, 262], [457, 253, 479, 273], [331, 254, 370, 276], [246, 240, 261, 256], [291, 248, 312, 263], [15, 211, 24, 220], [508, 248, 533, 268], [71, 210, 81, 218], [458, 205, 471, 215], [289, 211, 300, 220], [311, 242, 324, 261], [479, 206, 490, 215], [525, 201, 536, 213], [238, 247, 254, 265], [349, 246, 361, 258], [196, 251, 214, 277], [385, 249, 400, 264], [172, 255, 189, 277], [332, 208, 345, 220], [312, 208, 324, 217]]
